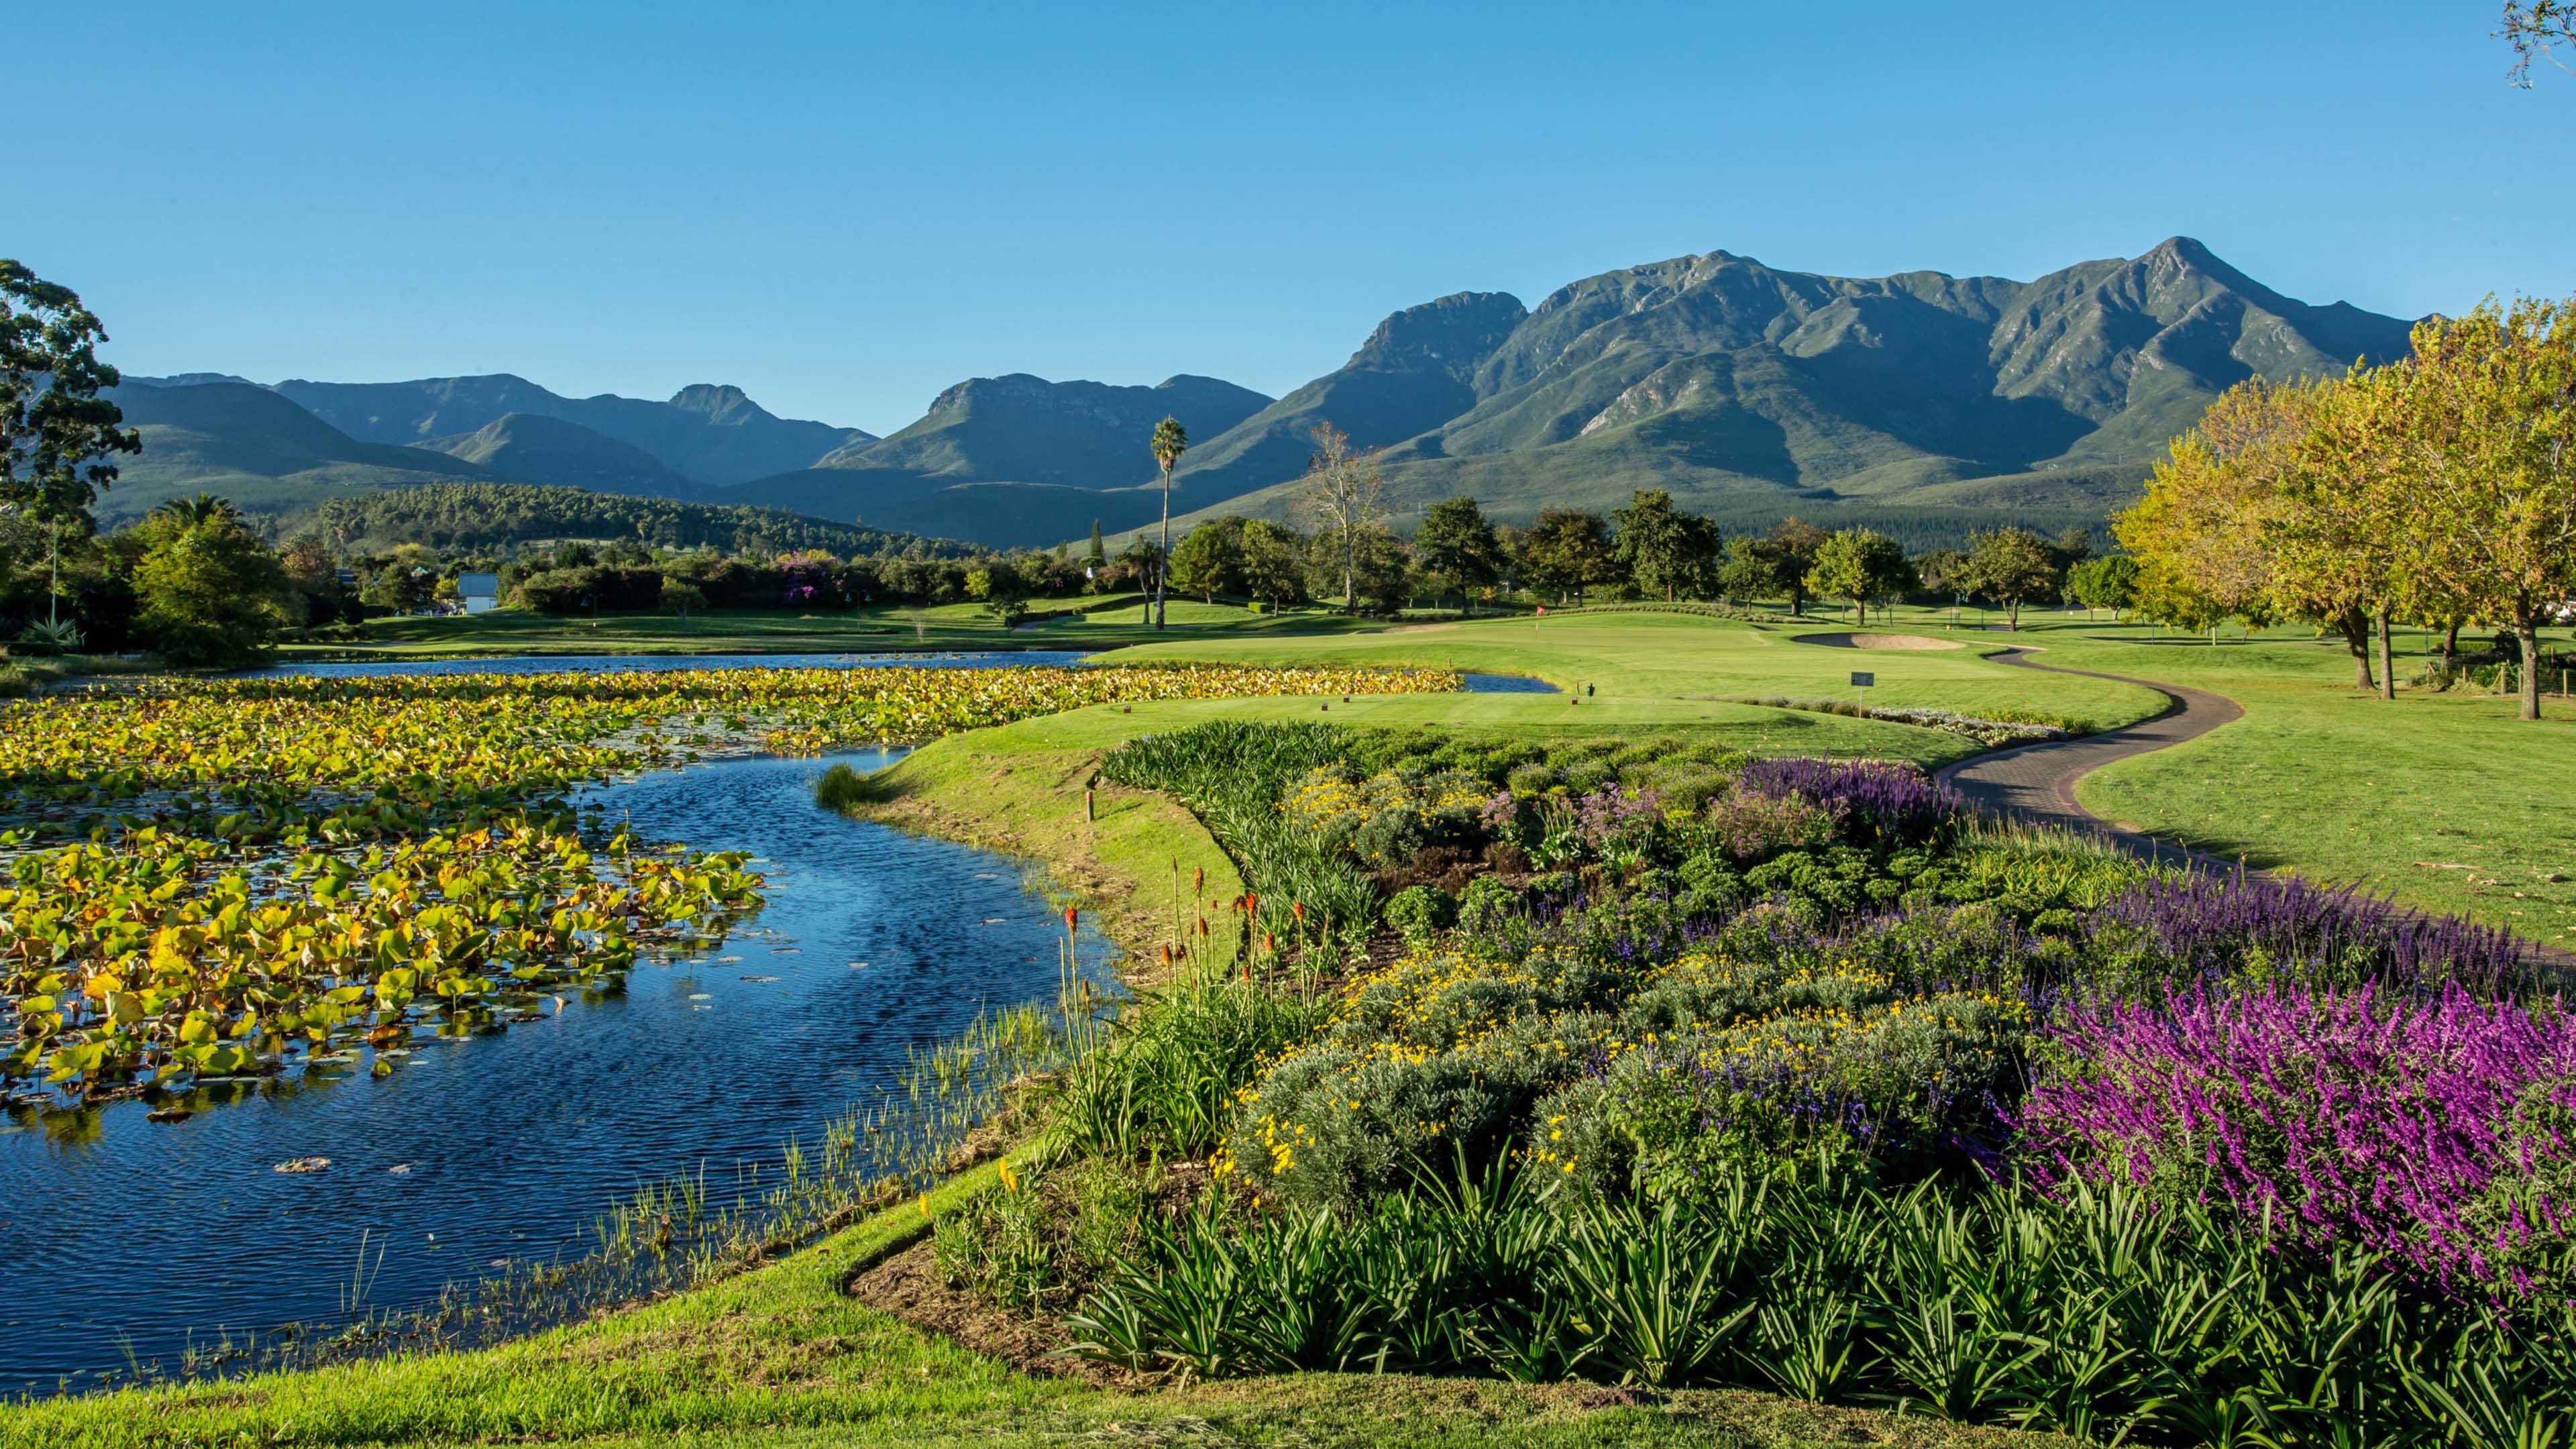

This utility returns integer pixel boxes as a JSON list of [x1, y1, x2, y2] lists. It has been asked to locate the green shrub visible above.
[[1071, 1165, 2576, 1436], [1054, 974, 1328, 1163], [1384, 885, 1455, 949]]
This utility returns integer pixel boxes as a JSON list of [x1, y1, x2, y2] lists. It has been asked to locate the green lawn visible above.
[[1095, 612, 2169, 733], [1962, 611, 2576, 945]]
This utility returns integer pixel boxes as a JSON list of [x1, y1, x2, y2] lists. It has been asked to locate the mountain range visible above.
[[105, 237, 2416, 546]]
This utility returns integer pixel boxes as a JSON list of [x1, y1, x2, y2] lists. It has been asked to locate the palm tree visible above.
[[1149, 417, 1188, 630], [152, 494, 241, 529]]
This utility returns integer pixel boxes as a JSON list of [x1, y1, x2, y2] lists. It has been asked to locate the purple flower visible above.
[[1739, 757, 1961, 845], [2019, 979, 2576, 1295]]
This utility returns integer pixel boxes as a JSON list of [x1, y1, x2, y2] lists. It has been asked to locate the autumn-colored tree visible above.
[[2116, 377, 2390, 686], [2393, 298, 2576, 720]]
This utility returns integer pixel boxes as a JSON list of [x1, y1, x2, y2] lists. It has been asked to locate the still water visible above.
[[0, 750, 1116, 1393], [248, 649, 1095, 676]]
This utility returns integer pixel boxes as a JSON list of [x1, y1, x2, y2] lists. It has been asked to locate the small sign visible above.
[[1849, 671, 1875, 688]]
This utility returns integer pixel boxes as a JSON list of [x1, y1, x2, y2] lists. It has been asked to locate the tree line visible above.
[[1136, 417, 2116, 627], [2117, 297, 2575, 720]]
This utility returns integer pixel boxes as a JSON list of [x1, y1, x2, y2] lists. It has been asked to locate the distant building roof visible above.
[[458, 572, 501, 596]]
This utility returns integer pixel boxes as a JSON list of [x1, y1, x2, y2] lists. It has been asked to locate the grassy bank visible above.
[[1, 1155, 2068, 1448]]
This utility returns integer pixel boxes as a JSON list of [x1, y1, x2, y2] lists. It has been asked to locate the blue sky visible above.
[[14, 1, 2568, 433]]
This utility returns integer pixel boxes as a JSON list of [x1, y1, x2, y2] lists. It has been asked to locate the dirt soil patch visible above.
[[1790, 631, 1964, 651], [845, 1239, 1129, 1387]]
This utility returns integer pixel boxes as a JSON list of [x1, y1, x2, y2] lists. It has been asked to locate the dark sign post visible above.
[[1850, 669, 1874, 710]]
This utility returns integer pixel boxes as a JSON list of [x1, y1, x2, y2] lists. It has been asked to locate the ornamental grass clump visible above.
[[2021, 979, 2576, 1297]]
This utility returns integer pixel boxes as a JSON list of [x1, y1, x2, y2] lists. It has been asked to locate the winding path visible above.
[[1933, 648, 2243, 864]]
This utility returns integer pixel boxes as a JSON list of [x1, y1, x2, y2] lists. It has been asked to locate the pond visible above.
[[0, 750, 1118, 1394], [246, 649, 1095, 676], [248, 651, 1557, 693]]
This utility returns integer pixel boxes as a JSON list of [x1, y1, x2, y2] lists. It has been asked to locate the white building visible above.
[[458, 572, 502, 616]]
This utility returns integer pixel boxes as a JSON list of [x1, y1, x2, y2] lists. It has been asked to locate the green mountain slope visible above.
[[97, 380, 494, 526], [271, 375, 867, 486], [1134, 235, 2412, 545], [417, 412, 703, 498], [726, 373, 1273, 545]]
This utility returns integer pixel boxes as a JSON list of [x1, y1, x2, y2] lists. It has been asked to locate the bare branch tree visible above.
[[1290, 421, 1385, 614]]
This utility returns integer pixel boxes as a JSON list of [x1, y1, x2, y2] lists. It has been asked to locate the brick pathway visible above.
[[1934, 647, 2243, 867]]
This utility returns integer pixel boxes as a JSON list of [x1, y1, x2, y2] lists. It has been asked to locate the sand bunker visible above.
[[1790, 632, 1964, 651]]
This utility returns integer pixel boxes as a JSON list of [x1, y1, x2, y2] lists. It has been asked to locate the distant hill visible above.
[[728, 374, 1272, 543], [417, 413, 702, 498], [1132, 236, 2415, 545], [263, 374, 868, 487], [304, 482, 975, 559], [112, 237, 2413, 550], [98, 380, 494, 525]]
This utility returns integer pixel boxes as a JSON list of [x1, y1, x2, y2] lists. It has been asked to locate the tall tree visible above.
[[1411, 496, 1505, 614], [130, 494, 297, 667], [1804, 528, 1915, 627], [1, 261, 139, 635], [1291, 422, 1387, 614], [1238, 519, 1307, 608], [1085, 517, 1106, 578], [1516, 506, 1615, 604], [1611, 489, 1721, 602], [2272, 364, 2412, 700], [2116, 377, 2388, 686], [2065, 555, 2141, 621], [2396, 297, 2576, 720], [1768, 517, 1831, 615], [1167, 517, 1248, 603], [1958, 526, 2063, 630], [1148, 417, 1188, 629]]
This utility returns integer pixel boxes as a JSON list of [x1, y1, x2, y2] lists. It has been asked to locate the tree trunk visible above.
[[1155, 467, 1172, 631], [2008, 598, 2021, 630], [2517, 609, 2543, 720], [2373, 602, 2394, 701], [1855, 598, 1867, 627], [1342, 534, 1356, 616], [2338, 608, 2374, 690]]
